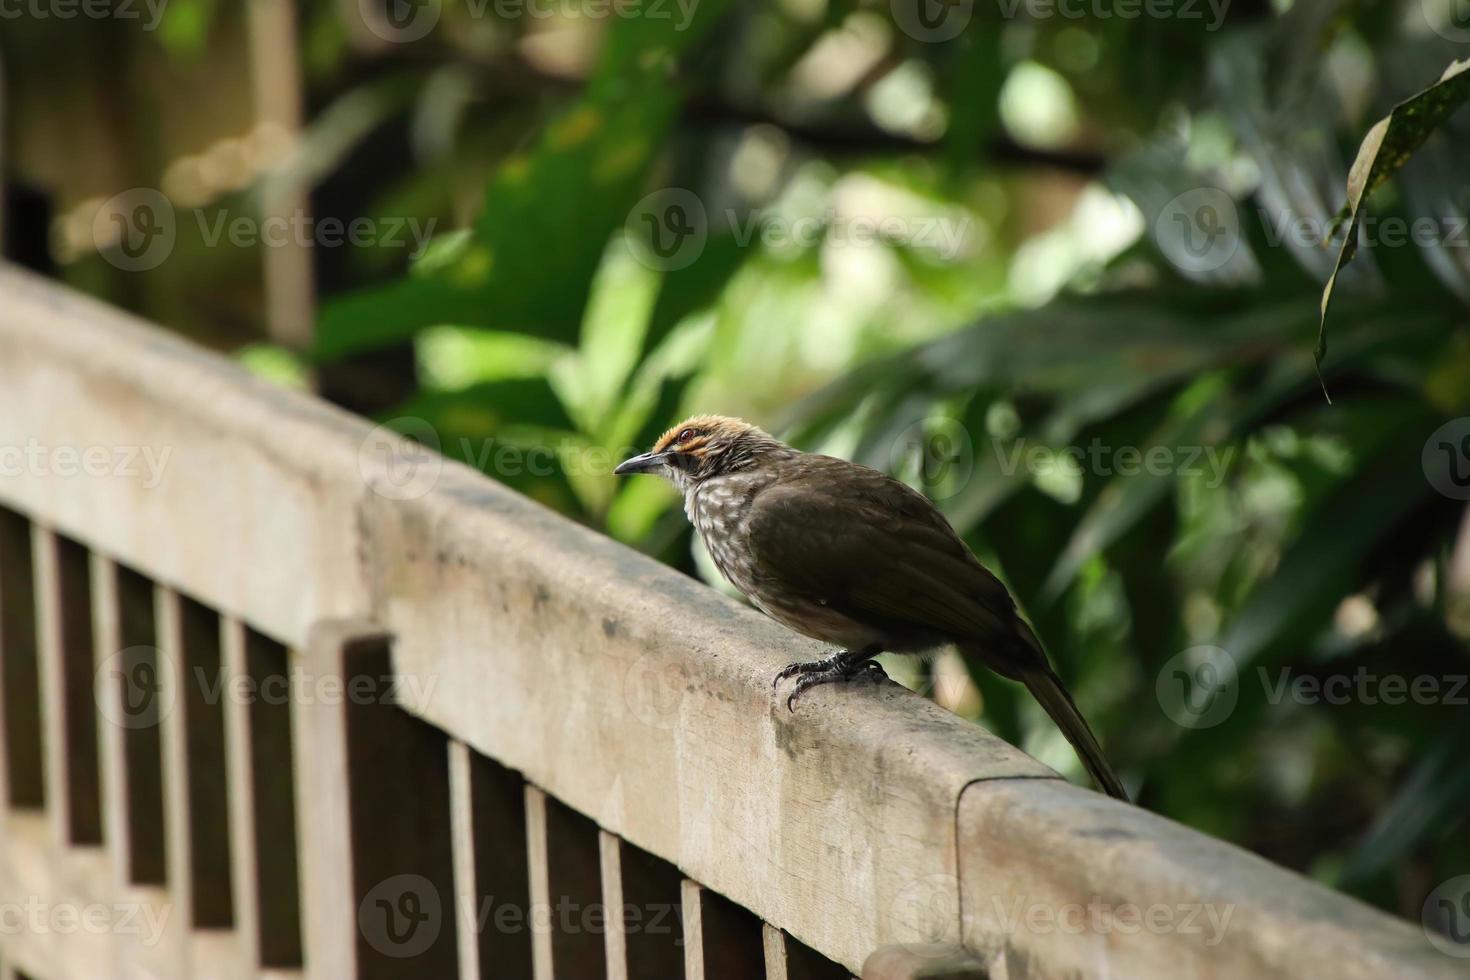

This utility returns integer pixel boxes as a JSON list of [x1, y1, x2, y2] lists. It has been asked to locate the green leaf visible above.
[[642, 233, 749, 359], [314, 0, 733, 361], [383, 379, 582, 514], [1038, 383, 1230, 603], [1338, 713, 1470, 886], [1316, 58, 1470, 395], [389, 377, 574, 436], [1165, 406, 1438, 786], [941, 29, 1005, 184]]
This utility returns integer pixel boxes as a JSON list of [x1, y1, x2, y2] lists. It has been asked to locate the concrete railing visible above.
[[0, 263, 1458, 979]]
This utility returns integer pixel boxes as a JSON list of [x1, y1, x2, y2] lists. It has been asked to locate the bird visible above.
[[614, 414, 1129, 801]]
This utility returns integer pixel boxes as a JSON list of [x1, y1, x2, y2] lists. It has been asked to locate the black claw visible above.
[[775, 647, 883, 709], [772, 661, 806, 690], [786, 673, 829, 711], [772, 656, 836, 691]]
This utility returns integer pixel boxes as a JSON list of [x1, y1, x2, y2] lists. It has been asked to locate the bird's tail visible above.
[[1017, 663, 1129, 802]]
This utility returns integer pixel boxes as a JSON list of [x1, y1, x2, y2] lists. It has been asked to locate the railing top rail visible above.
[[0, 263, 1456, 978]]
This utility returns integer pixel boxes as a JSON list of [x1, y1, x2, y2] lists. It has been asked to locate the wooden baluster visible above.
[[449, 740, 534, 980], [0, 506, 43, 813], [599, 832, 630, 980], [32, 527, 102, 846], [525, 785, 606, 980], [764, 924, 790, 980], [681, 879, 764, 980], [601, 833, 684, 980], [91, 557, 167, 888], [294, 619, 457, 979], [223, 618, 304, 969], [156, 587, 235, 936]]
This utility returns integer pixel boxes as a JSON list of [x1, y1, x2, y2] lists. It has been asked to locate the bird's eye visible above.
[[677, 428, 700, 443]]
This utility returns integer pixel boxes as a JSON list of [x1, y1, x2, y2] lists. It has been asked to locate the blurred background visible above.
[[2, 0, 1468, 933]]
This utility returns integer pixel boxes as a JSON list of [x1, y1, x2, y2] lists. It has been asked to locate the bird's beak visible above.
[[614, 451, 668, 475]]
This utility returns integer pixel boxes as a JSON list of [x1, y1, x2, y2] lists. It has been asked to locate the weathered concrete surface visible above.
[[957, 778, 1464, 979]]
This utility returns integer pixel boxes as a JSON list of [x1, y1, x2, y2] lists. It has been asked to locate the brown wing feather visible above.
[[743, 456, 1026, 654]]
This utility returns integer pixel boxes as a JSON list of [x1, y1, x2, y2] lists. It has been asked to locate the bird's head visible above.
[[615, 415, 786, 490]]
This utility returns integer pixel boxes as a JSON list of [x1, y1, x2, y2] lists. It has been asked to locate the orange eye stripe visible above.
[[653, 431, 709, 454]]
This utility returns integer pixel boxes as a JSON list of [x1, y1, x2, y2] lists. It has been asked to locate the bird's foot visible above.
[[772, 653, 845, 690], [775, 648, 886, 711]]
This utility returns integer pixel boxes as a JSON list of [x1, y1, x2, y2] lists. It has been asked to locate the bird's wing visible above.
[[743, 458, 1022, 649]]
